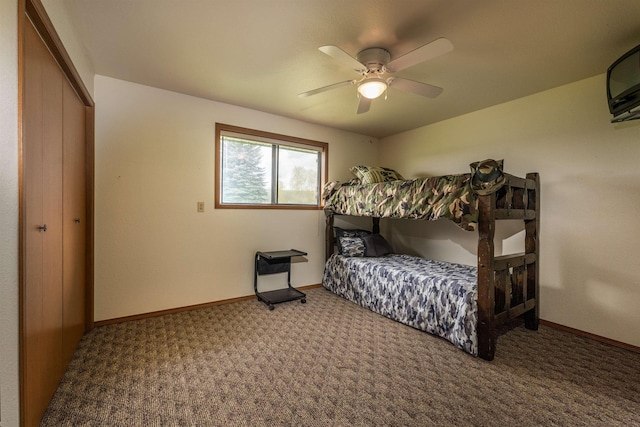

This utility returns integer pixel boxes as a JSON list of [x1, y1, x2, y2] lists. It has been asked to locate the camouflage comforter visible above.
[[323, 253, 479, 356], [322, 174, 478, 231]]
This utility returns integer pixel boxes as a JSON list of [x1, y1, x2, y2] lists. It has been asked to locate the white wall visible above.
[[0, 0, 20, 424], [380, 75, 640, 348], [94, 75, 378, 321]]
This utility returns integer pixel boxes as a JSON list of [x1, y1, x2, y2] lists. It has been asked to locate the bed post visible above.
[[372, 217, 380, 234], [524, 173, 540, 330], [477, 193, 497, 361], [325, 211, 335, 261]]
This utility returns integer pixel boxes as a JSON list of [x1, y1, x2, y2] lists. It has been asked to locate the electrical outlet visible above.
[[197, 201, 205, 212]]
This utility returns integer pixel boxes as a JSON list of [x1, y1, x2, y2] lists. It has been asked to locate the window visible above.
[[215, 123, 328, 209]]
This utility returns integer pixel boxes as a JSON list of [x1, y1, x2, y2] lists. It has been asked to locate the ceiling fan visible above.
[[298, 38, 453, 114]]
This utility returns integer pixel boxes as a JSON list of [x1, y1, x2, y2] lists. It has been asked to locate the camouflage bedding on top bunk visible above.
[[322, 174, 479, 231]]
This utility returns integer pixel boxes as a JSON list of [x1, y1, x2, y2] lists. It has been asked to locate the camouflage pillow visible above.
[[350, 165, 404, 184], [470, 159, 506, 195], [338, 237, 366, 257], [335, 227, 371, 239], [334, 227, 371, 254]]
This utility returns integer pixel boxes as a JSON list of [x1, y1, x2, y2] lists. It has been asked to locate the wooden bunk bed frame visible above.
[[324, 172, 540, 361]]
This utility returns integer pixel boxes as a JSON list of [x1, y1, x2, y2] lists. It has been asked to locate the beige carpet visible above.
[[42, 287, 640, 426]]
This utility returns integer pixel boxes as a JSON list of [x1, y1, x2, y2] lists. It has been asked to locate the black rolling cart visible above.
[[254, 249, 307, 310]]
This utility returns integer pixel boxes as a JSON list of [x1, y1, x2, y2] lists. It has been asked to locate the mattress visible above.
[[322, 253, 479, 355], [322, 174, 478, 231]]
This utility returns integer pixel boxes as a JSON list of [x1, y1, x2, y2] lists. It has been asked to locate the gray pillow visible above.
[[362, 234, 394, 257]]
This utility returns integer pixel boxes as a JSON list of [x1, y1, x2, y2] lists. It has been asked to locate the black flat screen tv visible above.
[[607, 44, 640, 122]]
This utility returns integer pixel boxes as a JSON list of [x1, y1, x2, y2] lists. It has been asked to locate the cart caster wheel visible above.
[[268, 304, 275, 311], [301, 298, 306, 304]]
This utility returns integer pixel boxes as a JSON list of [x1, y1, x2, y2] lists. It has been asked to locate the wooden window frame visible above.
[[215, 123, 328, 210]]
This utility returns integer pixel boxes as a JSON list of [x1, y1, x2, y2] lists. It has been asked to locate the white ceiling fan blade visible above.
[[298, 80, 355, 98], [356, 97, 371, 114], [319, 45, 367, 72], [386, 38, 453, 73], [389, 77, 443, 98]]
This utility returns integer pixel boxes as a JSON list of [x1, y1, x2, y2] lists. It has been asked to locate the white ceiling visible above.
[[50, 0, 640, 138]]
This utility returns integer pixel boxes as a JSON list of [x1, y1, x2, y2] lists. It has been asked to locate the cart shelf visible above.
[[254, 249, 307, 310]]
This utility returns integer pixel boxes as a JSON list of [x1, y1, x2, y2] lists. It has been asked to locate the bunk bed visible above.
[[322, 162, 540, 361]]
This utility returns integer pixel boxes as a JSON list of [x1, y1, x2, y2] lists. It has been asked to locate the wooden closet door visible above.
[[22, 20, 64, 427], [62, 79, 87, 366], [23, 20, 46, 426]]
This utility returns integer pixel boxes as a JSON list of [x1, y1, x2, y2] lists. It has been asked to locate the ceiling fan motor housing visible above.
[[356, 48, 391, 73]]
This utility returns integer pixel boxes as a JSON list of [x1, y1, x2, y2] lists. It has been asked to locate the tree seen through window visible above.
[[216, 124, 327, 208]]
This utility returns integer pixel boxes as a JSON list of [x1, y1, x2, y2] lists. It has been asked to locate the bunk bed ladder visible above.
[[477, 172, 540, 361]]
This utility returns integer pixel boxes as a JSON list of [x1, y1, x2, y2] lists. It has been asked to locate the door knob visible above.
[[37, 224, 47, 232], [74, 218, 81, 224]]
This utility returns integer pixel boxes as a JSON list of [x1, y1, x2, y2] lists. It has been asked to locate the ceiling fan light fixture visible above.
[[357, 78, 387, 99]]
